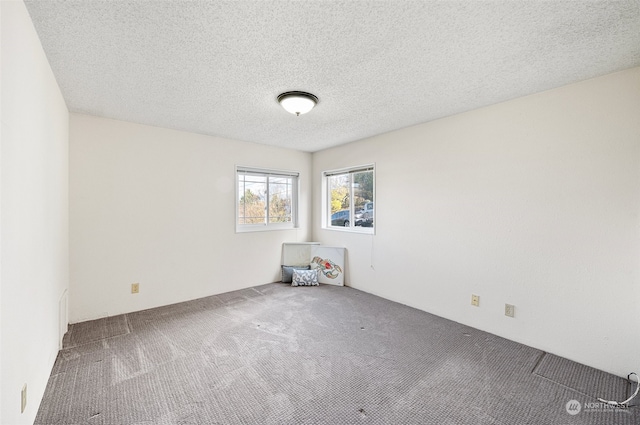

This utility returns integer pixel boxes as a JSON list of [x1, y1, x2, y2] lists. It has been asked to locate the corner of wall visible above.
[[1, 1, 70, 423]]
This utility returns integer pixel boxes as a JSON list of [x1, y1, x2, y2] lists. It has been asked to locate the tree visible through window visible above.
[[325, 165, 374, 231], [237, 167, 298, 231]]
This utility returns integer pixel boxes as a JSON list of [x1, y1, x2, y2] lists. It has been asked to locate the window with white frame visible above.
[[324, 165, 374, 232], [236, 166, 299, 232]]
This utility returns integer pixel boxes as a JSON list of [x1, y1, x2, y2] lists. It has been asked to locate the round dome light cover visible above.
[[277, 91, 318, 116]]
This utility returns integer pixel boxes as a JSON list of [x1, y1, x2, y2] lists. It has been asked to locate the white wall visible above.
[[1, 1, 70, 424], [313, 67, 640, 378], [70, 114, 312, 323]]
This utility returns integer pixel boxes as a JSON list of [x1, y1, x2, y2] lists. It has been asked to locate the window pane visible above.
[[236, 167, 299, 232], [353, 170, 374, 227], [329, 174, 350, 227], [238, 174, 266, 224], [269, 176, 293, 223], [324, 165, 374, 232]]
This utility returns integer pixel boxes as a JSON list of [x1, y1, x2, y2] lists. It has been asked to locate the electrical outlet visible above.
[[21, 384, 27, 413], [505, 304, 515, 318], [131, 283, 139, 294], [471, 294, 480, 307]]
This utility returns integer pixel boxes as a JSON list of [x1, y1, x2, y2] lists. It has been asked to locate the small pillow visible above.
[[281, 265, 311, 283], [291, 269, 319, 287]]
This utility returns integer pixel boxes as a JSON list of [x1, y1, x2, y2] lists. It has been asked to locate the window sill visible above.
[[236, 224, 297, 233], [322, 225, 375, 235]]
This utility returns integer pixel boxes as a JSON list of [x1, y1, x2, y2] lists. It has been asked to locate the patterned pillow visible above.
[[281, 265, 311, 283], [291, 269, 319, 287]]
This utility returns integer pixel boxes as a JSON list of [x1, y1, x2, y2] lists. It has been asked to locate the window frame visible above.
[[322, 164, 375, 234], [236, 166, 299, 233]]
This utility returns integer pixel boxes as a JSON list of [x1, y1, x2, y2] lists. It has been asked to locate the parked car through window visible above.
[[331, 210, 350, 226]]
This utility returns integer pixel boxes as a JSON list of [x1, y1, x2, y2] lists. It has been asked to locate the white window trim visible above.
[[236, 166, 299, 233], [322, 163, 375, 234]]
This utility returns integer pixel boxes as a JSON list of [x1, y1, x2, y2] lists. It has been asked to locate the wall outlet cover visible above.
[[505, 304, 515, 318], [471, 294, 480, 307], [131, 283, 139, 294]]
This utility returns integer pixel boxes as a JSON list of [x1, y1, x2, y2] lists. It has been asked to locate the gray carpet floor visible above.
[[35, 283, 639, 424]]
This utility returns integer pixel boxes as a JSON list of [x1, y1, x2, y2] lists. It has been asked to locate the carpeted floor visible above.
[[35, 283, 638, 424]]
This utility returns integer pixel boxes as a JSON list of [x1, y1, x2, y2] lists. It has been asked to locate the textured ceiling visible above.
[[24, 1, 640, 152]]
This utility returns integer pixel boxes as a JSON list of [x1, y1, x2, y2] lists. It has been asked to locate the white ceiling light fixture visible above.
[[277, 91, 318, 116]]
